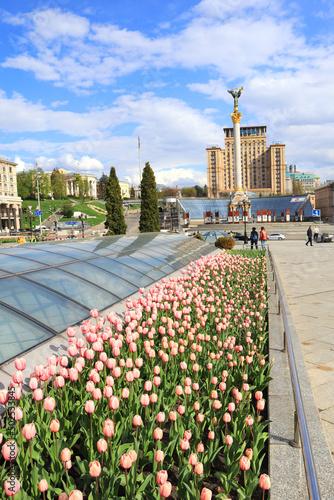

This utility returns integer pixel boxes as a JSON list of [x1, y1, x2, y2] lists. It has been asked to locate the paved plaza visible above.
[[269, 239, 334, 460]]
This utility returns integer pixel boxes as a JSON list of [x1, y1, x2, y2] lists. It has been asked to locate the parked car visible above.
[[319, 233, 333, 243], [200, 230, 235, 243], [267, 233, 286, 240], [232, 232, 250, 241]]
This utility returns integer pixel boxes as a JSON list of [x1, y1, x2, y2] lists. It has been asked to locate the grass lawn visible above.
[[21, 199, 105, 230]]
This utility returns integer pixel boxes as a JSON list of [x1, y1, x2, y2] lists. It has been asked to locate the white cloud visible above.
[[35, 154, 103, 174], [155, 168, 207, 187]]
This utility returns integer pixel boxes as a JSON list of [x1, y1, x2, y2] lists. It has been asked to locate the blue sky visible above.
[[0, 0, 333, 187]]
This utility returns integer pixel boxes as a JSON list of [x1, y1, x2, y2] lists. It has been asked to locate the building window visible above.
[[9, 167, 12, 173], [3, 166, 5, 173]]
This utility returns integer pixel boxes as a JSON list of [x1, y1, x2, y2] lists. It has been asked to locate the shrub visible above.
[[215, 236, 235, 250], [60, 203, 74, 218], [193, 233, 204, 241]]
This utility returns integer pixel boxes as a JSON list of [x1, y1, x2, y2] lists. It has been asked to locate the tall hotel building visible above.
[[207, 126, 286, 197]]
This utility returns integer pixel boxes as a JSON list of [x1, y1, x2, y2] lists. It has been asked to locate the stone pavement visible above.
[[268, 239, 334, 460]]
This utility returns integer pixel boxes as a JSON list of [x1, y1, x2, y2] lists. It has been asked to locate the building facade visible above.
[[314, 182, 334, 222], [0, 157, 22, 231], [207, 126, 286, 197], [46, 169, 97, 198], [285, 165, 320, 193]]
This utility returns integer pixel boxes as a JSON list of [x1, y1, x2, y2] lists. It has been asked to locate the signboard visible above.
[[312, 209, 320, 217], [35, 211, 42, 216], [65, 221, 79, 226], [291, 197, 306, 203], [28, 205, 32, 210]]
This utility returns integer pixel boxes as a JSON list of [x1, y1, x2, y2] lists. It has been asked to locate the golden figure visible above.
[[227, 87, 243, 112]]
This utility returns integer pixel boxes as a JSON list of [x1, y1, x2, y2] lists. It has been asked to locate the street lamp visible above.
[[25, 205, 35, 239], [49, 205, 59, 239], [35, 164, 42, 232], [79, 215, 85, 238]]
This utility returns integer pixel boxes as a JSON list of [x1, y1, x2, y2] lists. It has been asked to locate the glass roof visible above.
[[0, 233, 212, 366]]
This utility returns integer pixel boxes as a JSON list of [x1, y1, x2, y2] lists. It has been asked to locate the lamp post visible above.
[[25, 205, 35, 239], [35, 164, 42, 232], [79, 215, 85, 238], [49, 206, 59, 239]]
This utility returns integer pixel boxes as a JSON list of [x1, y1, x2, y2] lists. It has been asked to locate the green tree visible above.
[[181, 187, 196, 197], [292, 178, 304, 195], [194, 185, 205, 197], [60, 202, 74, 218], [97, 173, 108, 199], [158, 187, 178, 199], [51, 168, 67, 199], [17, 171, 32, 200], [105, 167, 127, 234], [130, 186, 135, 198], [17, 168, 50, 200], [139, 162, 160, 233]]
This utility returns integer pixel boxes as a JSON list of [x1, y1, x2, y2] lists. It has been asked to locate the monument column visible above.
[[231, 112, 242, 191]]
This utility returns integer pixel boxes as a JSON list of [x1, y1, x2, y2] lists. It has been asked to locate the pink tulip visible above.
[[12, 371, 23, 384], [69, 490, 83, 500], [239, 456, 251, 470], [159, 481, 172, 498], [156, 470, 168, 485], [43, 397, 55, 412], [194, 462, 204, 475], [38, 479, 48, 492], [2, 440, 18, 460], [59, 494, 69, 500], [4, 477, 20, 496], [50, 419, 60, 433], [128, 449, 137, 463], [85, 400, 95, 414], [200, 488, 212, 500], [259, 474, 271, 490], [33, 389, 43, 402], [89, 460, 101, 477], [22, 423, 36, 440], [97, 438, 108, 453], [120, 453, 132, 469], [61, 448, 71, 462], [14, 357, 26, 371], [133, 415, 143, 427], [103, 419, 114, 438]]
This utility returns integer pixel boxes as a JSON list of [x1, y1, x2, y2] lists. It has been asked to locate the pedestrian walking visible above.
[[260, 227, 268, 250], [314, 226, 319, 242], [306, 225, 313, 246], [250, 227, 258, 250]]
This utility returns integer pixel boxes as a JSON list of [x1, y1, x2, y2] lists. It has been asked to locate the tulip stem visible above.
[[90, 414, 93, 454], [96, 477, 100, 499], [125, 469, 129, 498], [18, 421, 24, 450], [262, 490, 265, 500], [28, 440, 33, 468], [59, 388, 63, 415]]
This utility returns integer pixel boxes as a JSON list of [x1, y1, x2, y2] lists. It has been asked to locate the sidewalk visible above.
[[268, 239, 334, 460]]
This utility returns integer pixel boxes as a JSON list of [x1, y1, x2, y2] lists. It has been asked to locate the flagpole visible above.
[[138, 137, 142, 196]]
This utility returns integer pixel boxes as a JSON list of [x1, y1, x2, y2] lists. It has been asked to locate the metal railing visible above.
[[268, 248, 321, 500]]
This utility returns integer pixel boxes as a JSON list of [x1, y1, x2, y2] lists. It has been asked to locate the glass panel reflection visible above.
[[0, 277, 89, 333], [107, 254, 165, 281], [60, 262, 138, 298], [26, 268, 118, 310], [0, 304, 54, 366], [0, 254, 46, 273], [89, 257, 152, 287], [2, 248, 75, 265]]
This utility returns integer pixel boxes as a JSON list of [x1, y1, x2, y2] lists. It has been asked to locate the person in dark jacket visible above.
[[250, 227, 258, 250], [306, 226, 313, 246]]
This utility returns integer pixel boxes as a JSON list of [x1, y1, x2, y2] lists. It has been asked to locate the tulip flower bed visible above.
[[0, 251, 272, 500]]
